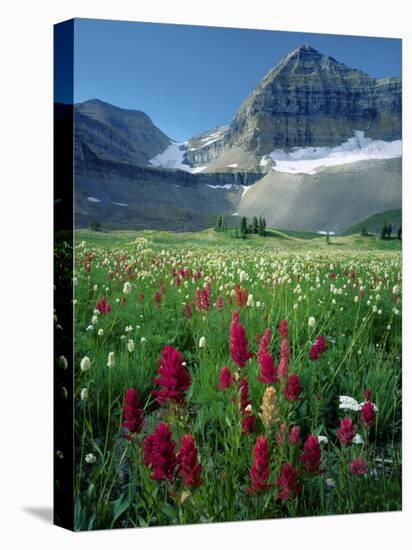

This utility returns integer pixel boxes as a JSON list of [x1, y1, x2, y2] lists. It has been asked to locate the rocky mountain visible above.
[[224, 44, 401, 156], [75, 99, 171, 167], [71, 45, 402, 233]]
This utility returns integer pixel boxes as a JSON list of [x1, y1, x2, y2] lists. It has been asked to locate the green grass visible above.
[[64, 229, 402, 530], [75, 227, 402, 253], [344, 209, 402, 236]]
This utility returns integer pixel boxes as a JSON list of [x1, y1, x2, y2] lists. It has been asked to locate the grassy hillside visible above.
[[74, 227, 401, 253], [343, 209, 402, 236]]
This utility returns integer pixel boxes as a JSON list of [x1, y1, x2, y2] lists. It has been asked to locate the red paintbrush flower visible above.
[[279, 320, 289, 340], [276, 423, 288, 446], [247, 436, 272, 494], [230, 312, 253, 369], [280, 338, 290, 360], [218, 365, 233, 390], [239, 377, 251, 412], [216, 295, 225, 311], [122, 388, 144, 435], [283, 373, 302, 401], [154, 291, 162, 310], [290, 425, 301, 445], [143, 423, 179, 481], [184, 303, 192, 319], [277, 463, 301, 500], [152, 345, 191, 405], [364, 388, 372, 401], [361, 401, 376, 428], [349, 457, 368, 475], [300, 434, 322, 474], [96, 296, 111, 314], [309, 335, 327, 361], [257, 329, 277, 384], [257, 328, 271, 357], [278, 356, 289, 380], [337, 417, 355, 446], [242, 414, 258, 434], [178, 434, 202, 488], [258, 352, 278, 384], [195, 284, 211, 311], [235, 284, 248, 307]]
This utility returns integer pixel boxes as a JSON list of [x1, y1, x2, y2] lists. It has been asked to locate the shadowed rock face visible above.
[[225, 45, 401, 154], [75, 99, 171, 167]]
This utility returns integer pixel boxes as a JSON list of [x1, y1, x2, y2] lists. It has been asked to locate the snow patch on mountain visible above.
[[207, 184, 233, 190], [268, 131, 402, 175], [241, 185, 253, 198], [150, 142, 192, 172]]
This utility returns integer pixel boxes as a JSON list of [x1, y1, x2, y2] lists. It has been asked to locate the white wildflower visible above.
[[246, 294, 254, 307], [85, 453, 96, 464], [308, 316, 316, 328], [80, 356, 91, 372], [107, 351, 115, 368], [353, 434, 364, 445], [338, 395, 361, 412], [239, 270, 248, 283], [127, 339, 135, 353], [123, 281, 132, 295], [199, 336, 206, 348], [80, 388, 88, 400]]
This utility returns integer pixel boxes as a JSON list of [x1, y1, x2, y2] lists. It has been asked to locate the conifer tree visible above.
[[240, 216, 248, 238]]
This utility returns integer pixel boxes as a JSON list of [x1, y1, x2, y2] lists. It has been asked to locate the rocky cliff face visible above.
[[224, 45, 401, 154], [185, 126, 228, 166], [75, 99, 171, 167]]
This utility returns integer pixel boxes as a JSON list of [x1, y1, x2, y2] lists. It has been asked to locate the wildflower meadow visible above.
[[65, 230, 401, 530]]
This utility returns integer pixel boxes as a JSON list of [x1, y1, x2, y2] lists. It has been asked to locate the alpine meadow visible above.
[[54, 20, 402, 530]]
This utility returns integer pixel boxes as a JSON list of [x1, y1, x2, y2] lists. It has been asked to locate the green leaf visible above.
[[161, 502, 177, 520], [110, 492, 130, 527]]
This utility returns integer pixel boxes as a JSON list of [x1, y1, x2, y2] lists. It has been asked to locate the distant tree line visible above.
[[238, 216, 266, 238], [215, 215, 267, 238], [360, 222, 401, 241]]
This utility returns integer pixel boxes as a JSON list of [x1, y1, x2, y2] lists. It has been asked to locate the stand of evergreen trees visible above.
[[215, 215, 226, 232], [239, 216, 266, 238], [214, 215, 267, 238], [381, 222, 393, 240]]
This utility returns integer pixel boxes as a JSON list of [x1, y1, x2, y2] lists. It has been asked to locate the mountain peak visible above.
[[226, 44, 401, 154], [280, 44, 323, 65]]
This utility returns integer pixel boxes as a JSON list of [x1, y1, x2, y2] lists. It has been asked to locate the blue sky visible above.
[[72, 19, 401, 141]]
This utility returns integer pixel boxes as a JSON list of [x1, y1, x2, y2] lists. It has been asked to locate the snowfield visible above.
[[150, 141, 194, 172], [268, 131, 402, 175]]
